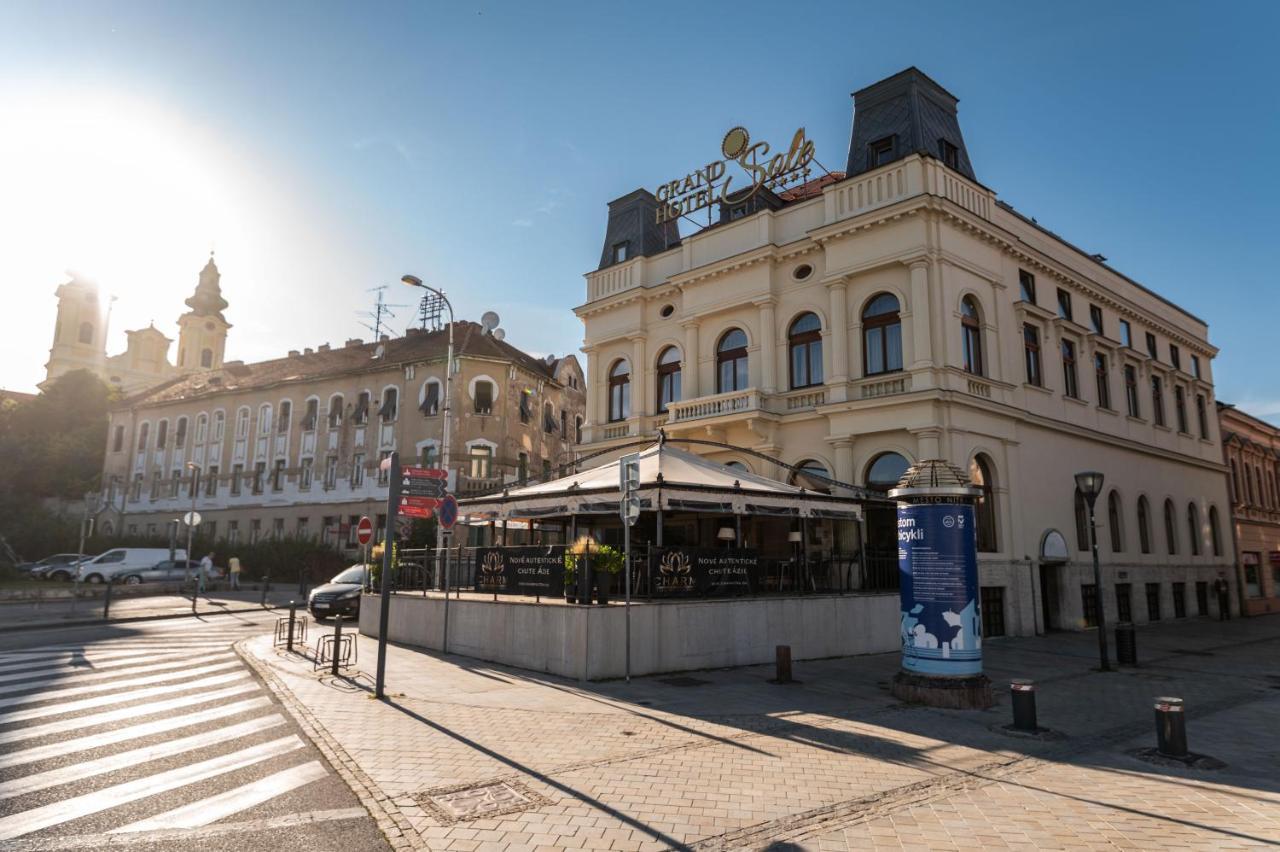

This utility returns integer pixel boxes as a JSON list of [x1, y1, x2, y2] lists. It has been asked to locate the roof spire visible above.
[[185, 254, 228, 320]]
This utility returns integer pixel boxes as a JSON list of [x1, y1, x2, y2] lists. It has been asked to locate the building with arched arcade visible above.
[[575, 68, 1233, 636]]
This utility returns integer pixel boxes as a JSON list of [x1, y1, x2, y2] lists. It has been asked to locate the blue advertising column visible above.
[[889, 460, 993, 709]]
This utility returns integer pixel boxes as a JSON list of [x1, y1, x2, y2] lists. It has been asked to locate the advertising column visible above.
[[889, 460, 993, 709]]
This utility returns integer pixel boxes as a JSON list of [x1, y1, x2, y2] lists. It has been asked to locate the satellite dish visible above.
[[492, 328, 505, 341], [373, 343, 385, 359], [480, 311, 500, 332]]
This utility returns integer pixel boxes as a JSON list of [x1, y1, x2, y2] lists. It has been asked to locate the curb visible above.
[[234, 637, 426, 851], [0, 604, 287, 634]]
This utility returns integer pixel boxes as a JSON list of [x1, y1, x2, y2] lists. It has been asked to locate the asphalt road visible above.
[[0, 611, 390, 851]]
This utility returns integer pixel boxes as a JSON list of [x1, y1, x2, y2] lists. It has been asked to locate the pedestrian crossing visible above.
[[0, 618, 379, 846]]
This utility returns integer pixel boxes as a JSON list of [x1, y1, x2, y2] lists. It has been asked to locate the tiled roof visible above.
[[0, 389, 36, 404], [119, 321, 566, 408], [778, 171, 845, 202]]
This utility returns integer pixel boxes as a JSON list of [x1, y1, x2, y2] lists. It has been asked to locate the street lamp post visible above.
[[185, 462, 199, 600], [401, 274, 454, 584], [1074, 470, 1110, 672]]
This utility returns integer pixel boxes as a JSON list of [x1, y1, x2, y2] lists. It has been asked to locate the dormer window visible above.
[[611, 242, 629, 264], [938, 138, 959, 170], [869, 136, 895, 168], [729, 205, 748, 221]]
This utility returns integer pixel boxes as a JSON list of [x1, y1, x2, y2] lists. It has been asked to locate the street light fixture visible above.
[[185, 461, 200, 597], [401, 274, 454, 574], [1074, 470, 1110, 671]]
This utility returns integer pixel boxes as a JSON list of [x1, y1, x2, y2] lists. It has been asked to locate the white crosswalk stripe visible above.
[[0, 649, 202, 685], [0, 670, 250, 724], [0, 655, 236, 705]]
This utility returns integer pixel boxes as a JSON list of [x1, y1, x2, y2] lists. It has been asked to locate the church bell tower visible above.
[[176, 255, 231, 372], [43, 275, 107, 388]]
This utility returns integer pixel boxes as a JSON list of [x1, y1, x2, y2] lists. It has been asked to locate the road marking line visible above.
[[0, 652, 231, 695], [0, 682, 260, 745], [111, 759, 328, 832], [0, 671, 250, 724], [0, 735, 303, 840], [0, 650, 202, 685], [0, 807, 367, 850], [0, 696, 273, 770], [0, 649, 172, 673], [0, 714, 287, 800]]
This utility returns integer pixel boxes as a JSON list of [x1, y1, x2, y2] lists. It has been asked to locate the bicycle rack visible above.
[[314, 633, 357, 672], [274, 614, 308, 648]]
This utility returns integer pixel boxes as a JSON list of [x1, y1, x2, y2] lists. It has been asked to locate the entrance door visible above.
[[1039, 563, 1059, 631]]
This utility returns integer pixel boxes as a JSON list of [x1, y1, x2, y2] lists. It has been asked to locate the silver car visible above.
[[118, 559, 224, 585]]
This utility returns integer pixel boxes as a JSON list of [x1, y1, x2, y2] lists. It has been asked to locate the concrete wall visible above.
[[360, 593, 901, 680]]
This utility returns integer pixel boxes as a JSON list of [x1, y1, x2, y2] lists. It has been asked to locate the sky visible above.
[[0, 1, 1277, 421]]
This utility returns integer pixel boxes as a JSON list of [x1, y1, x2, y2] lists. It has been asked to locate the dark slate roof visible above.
[[777, 171, 845, 202], [119, 321, 566, 408]]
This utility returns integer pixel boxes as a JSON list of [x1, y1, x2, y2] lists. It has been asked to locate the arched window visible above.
[[1074, 488, 1090, 551], [608, 360, 630, 422], [966, 455, 997, 552], [235, 408, 250, 439], [195, 414, 208, 444], [716, 329, 748, 393], [788, 313, 823, 389], [865, 452, 909, 493], [212, 411, 225, 442], [1187, 503, 1201, 556], [961, 296, 984, 375], [200, 348, 213, 368], [1107, 491, 1124, 553], [78, 322, 94, 344], [419, 380, 440, 416], [1208, 506, 1222, 556], [725, 460, 749, 473], [543, 402, 555, 434], [574, 416, 583, 444], [258, 404, 272, 435], [137, 422, 150, 451], [156, 420, 168, 450], [379, 388, 398, 422], [1230, 459, 1239, 502], [328, 394, 344, 428], [862, 293, 902, 376], [656, 346, 682, 413], [1138, 496, 1152, 554], [277, 401, 291, 434], [1163, 499, 1178, 555], [790, 459, 831, 493]]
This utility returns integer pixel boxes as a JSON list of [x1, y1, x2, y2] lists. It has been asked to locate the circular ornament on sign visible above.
[[722, 126, 750, 159]]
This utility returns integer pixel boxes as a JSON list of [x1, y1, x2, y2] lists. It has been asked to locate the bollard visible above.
[[286, 602, 297, 653], [331, 615, 343, 676], [775, 645, 793, 684], [1115, 622, 1138, 666], [102, 578, 115, 621], [1010, 679, 1038, 732], [261, 572, 271, 607], [1155, 696, 1188, 758]]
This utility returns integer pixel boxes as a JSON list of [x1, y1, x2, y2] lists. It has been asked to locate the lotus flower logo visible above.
[[482, 552, 504, 575], [479, 551, 505, 590], [657, 551, 694, 592]]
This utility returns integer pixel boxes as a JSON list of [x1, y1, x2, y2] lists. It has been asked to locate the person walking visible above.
[[1214, 572, 1231, 621], [228, 555, 241, 591], [199, 551, 214, 595]]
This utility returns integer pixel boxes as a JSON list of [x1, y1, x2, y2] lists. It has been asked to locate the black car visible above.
[[308, 565, 367, 621]]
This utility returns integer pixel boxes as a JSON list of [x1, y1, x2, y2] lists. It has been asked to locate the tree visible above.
[[0, 369, 112, 501]]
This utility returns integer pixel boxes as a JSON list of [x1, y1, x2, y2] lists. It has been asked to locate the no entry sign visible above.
[[356, 516, 374, 546]]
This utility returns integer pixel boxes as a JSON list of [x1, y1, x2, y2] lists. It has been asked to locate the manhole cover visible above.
[[660, 676, 712, 687], [415, 779, 550, 824]]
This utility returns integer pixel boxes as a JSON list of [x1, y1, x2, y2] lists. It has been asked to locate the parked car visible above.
[[22, 553, 90, 581], [76, 548, 188, 584], [118, 559, 223, 585], [308, 564, 367, 621]]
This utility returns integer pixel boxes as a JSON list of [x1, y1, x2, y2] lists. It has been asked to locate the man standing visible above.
[[229, 555, 241, 590], [1214, 572, 1231, 621], [199, 551, 214, 595]]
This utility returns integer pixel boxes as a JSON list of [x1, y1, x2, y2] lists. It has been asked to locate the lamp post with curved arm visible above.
[[401, 275, 454, 563]]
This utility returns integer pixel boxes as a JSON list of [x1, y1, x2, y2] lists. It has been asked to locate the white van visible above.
[[76, 548, 187, 584]]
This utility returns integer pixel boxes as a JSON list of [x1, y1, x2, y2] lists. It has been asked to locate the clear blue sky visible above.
[[1, 1, 1276, 421]]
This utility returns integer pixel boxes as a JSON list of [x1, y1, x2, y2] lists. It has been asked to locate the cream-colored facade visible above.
[[98, 323, 585, 551], [1219, 402, 1280, 615], [576, 68, 1233, 636]]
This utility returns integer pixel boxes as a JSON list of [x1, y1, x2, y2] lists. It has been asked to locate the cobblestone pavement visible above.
[[241, 613, 1280, 851]]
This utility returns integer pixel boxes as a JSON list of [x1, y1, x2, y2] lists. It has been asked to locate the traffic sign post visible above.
[[375, 452, 401, 701], [356, 516, 374, 591], [619, 453, 641, 683]]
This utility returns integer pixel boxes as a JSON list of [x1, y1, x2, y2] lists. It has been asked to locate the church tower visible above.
[[175, 255, 231, 372], [43, 275, 108, 388]]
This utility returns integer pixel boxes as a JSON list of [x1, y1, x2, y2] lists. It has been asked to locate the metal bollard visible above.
[[1115, 622, 1138, 666], [102, 578, 115, 621], [286, 602, 297, 653], [775, 645, 793, 683], [331, 615, 343, 676], [261, 572, 271, 607], [1010, 679, 1038, 731], [1155, 696, 1188, 758]]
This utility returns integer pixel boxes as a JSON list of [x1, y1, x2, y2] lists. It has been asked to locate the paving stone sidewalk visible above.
[[242, 614, 1280, 851]]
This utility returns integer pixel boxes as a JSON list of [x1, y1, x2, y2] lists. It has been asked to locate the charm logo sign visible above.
[[654, 126, 817, 225], [656, 550, 694, 594]]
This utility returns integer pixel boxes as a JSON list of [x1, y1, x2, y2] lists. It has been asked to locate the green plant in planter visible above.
[[563, 537, 624, 575]]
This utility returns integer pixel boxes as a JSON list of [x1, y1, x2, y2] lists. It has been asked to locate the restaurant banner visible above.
[[649, 547, 761, 598], [474, 546, 565, 597]]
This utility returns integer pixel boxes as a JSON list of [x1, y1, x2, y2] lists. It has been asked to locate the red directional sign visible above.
[[356, 516, 374, 546], [403, 466, 448, 479], [398, 501, 434, 519]]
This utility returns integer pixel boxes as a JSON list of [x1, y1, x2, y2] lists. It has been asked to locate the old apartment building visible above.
[[98, 322, 585, 550], [1219, 402, 1280, 615]]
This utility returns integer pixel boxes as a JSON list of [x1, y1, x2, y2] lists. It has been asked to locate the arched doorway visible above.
[[863, 451, 911, 588]]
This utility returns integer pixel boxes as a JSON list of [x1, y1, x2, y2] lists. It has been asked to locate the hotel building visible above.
[[575, 68, 1233, 636], [1219, 402, 1280, 614]]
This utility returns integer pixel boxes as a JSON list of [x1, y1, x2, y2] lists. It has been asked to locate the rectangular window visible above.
[[611, 242, 629, 264], [271, 459, 286, 492], [474, 382, 494, 415], [1115, 583, 1133, 623], [1081, 584, 1099, 628], [518, 391, 531, 423], [1061, 339, 1079, 399], [1124, 365, 1140, 417], [1119, 319, 1132, 348], [1191, 354, 1201, 379], [206, 465, 218, 497], [542, 459, 552, 481], [300, 458, 314, 490], [1172, 582, 1187, 618], [252, 461, 266, 494], [421, 382, 440, 416], [938, 138, 959, 169], [1146, 582, 1161, 621], [175, 418, 187, 449], [303, 399, 318, 431], [377, 451, 390, 486], [1196, 394, 1208, 438], [324, 456, 338, 489], [346, 515, 361, 547], [1018, 269, 1036, 304], [1023, 324, 1042, 386], [150, 472, 162, 501], [517, 452, 528, 481], [1094, 354, 1111, 409], [250, 519, 261, 544], [353, 392, 370, 425], [980, 586, 1005, 638], [352, 453, 365, 487], [868, 136, 895, 167], [561, 410, 567, 436], [205, 520, 216, 543], [469, 445, 493, 479], [1088, 305, 1103, 335], [1196, 581, 1208, 616], [418, 445, 437, 468], [112, 425, 124, 453], [1169, 344, 1181, 371], [171, 469, 182, 499], [296, 517, 310, 539], [231, 463, 243, 496], [1243, 558, 1261, 597], [228, 520, 239, 545], [1151, 375, 1166, 426], [272, 518, 284, 539], [1145, 332, 1158, 359], [1056, 288, 1073, 321], [1174, 386, 1188, 433], [157, 420, 168, 450]]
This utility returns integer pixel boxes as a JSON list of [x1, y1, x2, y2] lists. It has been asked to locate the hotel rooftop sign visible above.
[[654, 126, 816, 225]]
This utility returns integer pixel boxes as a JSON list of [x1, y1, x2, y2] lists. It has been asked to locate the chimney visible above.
[[597, 189, 680, 271], [288, 350, 300, 358], [345, 338, 363, 348], [303, 348, 313, 355], [318, 343, 331, 352], [379, 334, 390, 342], [845, 67, 976, 181]]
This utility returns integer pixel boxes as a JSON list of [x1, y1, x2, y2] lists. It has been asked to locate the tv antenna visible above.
[[358, 286, 406, 340], [417, 289, 447, 332]]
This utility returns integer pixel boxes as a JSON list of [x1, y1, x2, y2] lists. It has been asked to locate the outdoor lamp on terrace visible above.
[[1073, 469, 1111, 672], [717, 526, 735, 548]]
